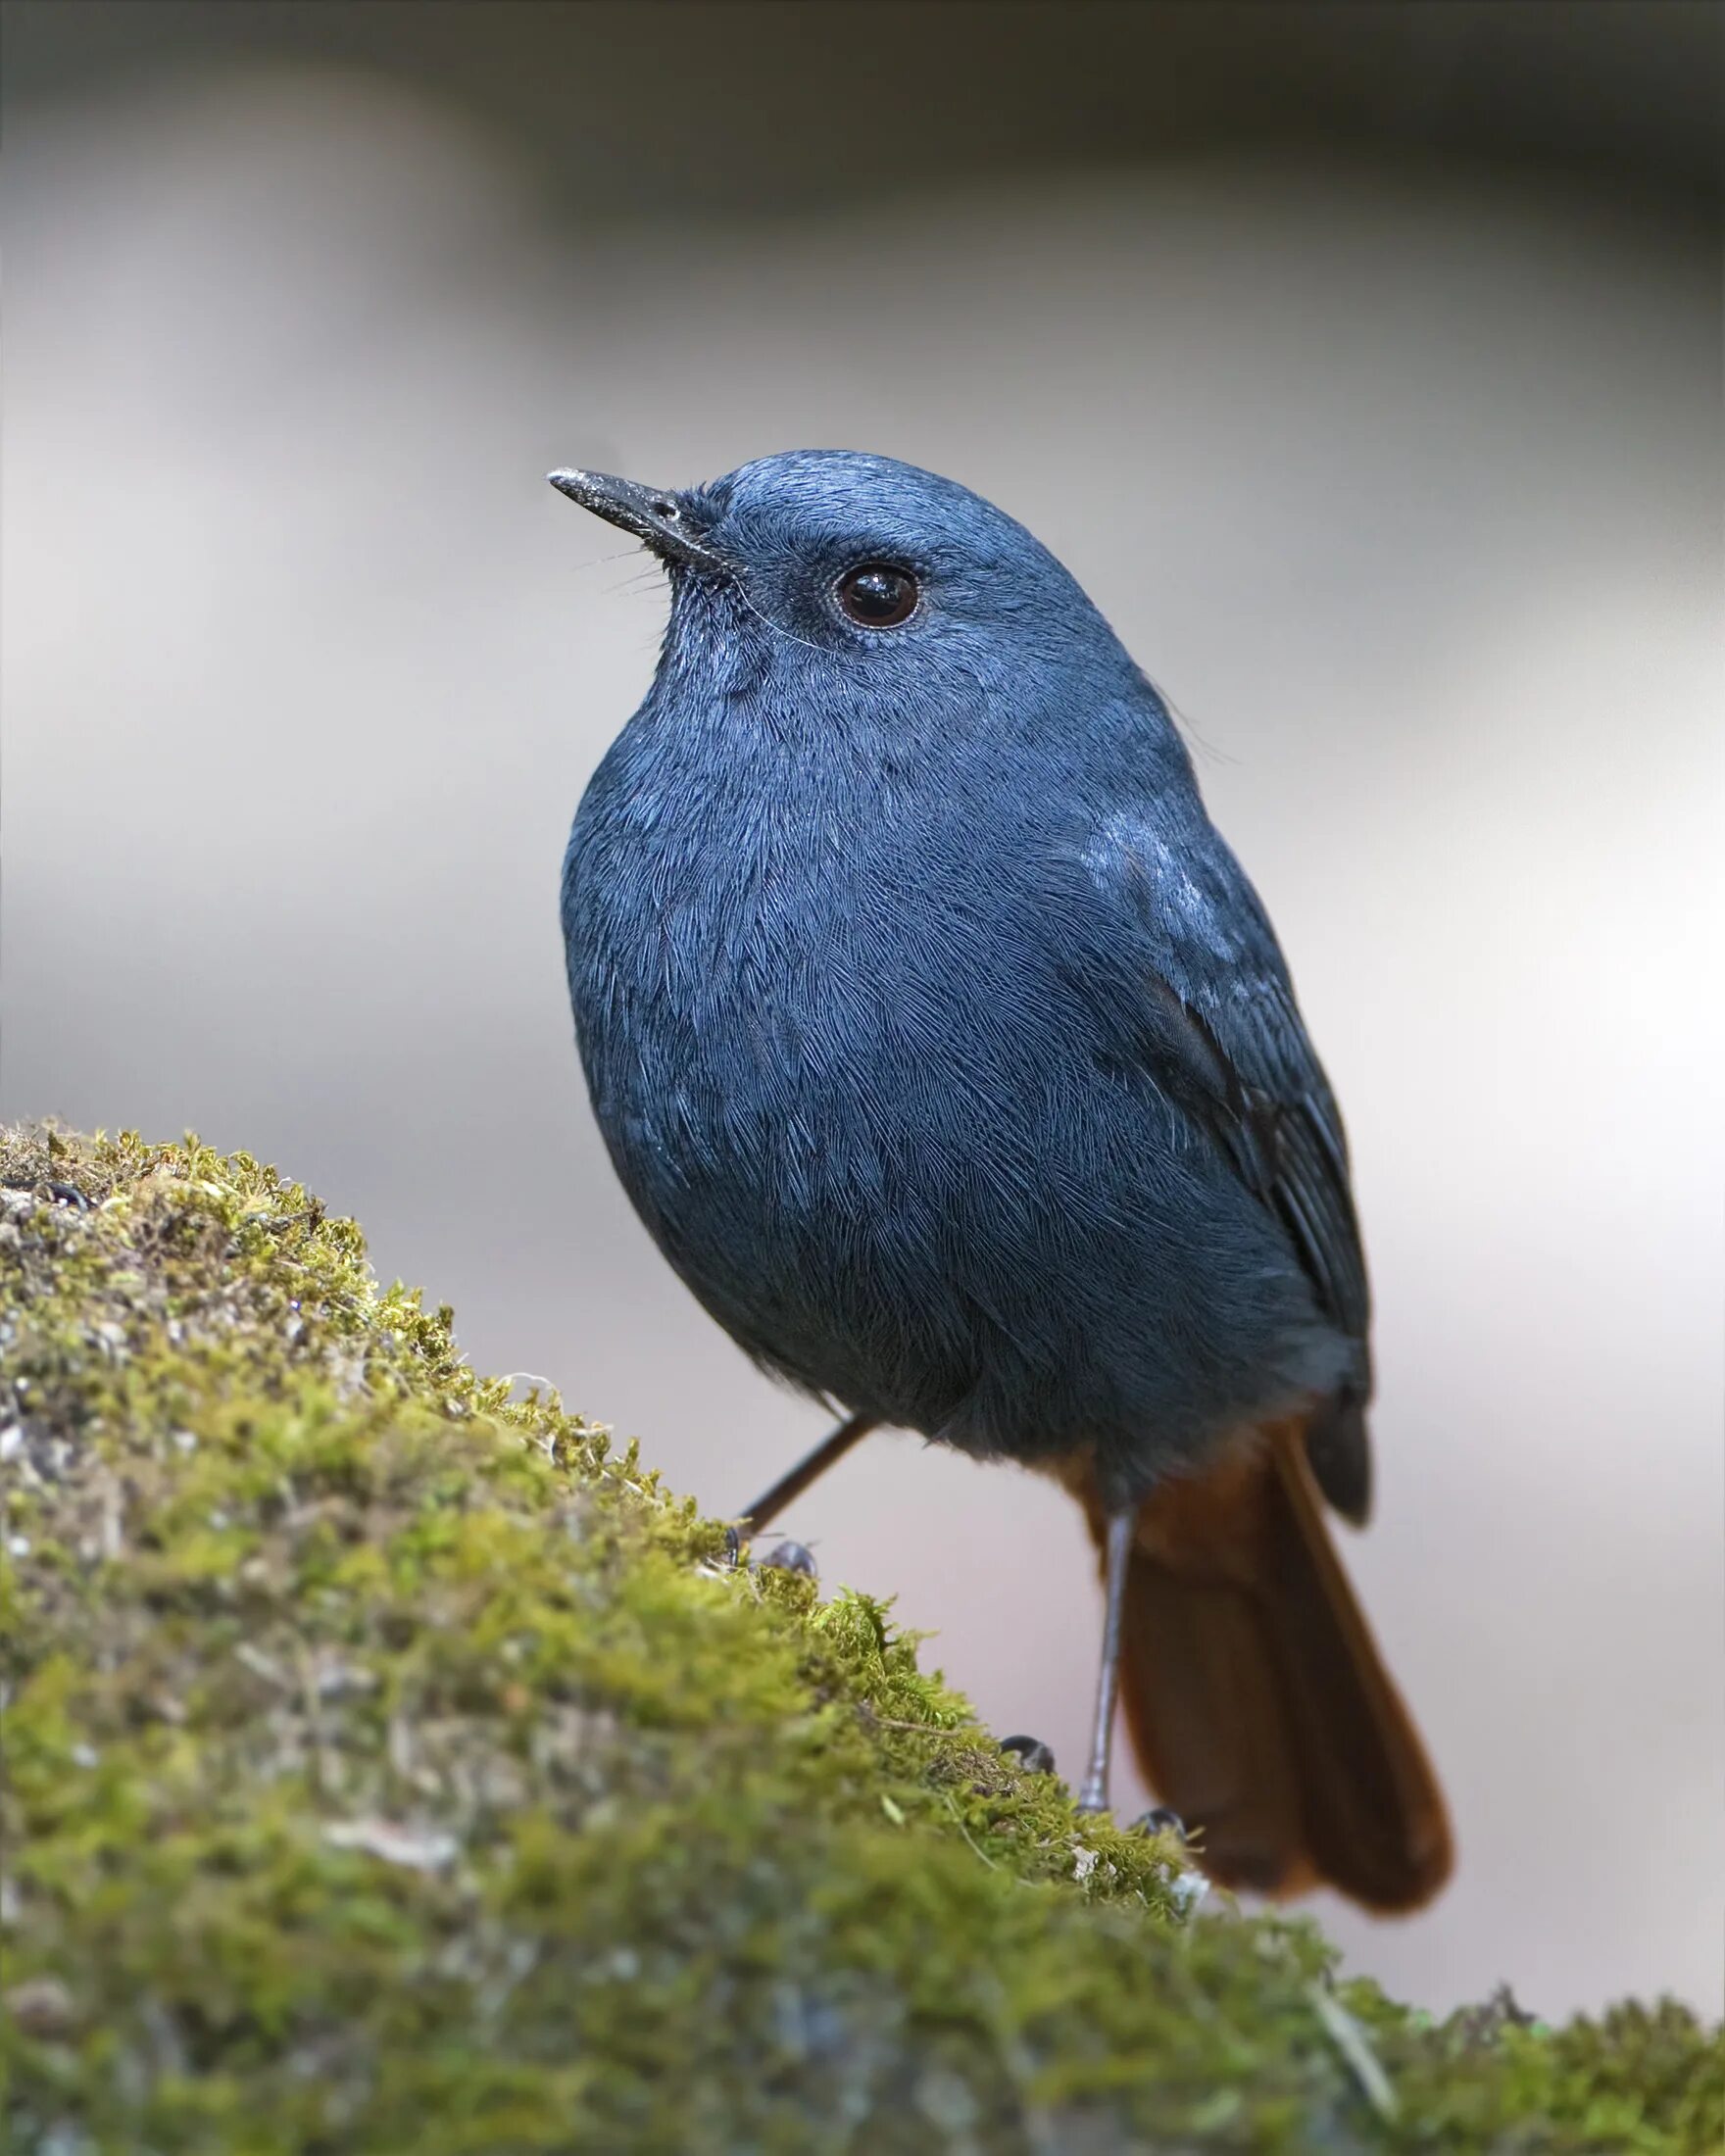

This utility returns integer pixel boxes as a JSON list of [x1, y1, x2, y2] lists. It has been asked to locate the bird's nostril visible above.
[[652, 498, 679, 520]]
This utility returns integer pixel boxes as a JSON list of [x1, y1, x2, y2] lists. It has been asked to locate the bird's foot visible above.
[[1129, 1806, 1186, 1841], [727, 1525, 820, 1581], [2, 1176, 92, 1211], [760, 1539, 817, 1580]]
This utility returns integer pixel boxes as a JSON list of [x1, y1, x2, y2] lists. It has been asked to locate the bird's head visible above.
[[549, 450, 1138, 734]]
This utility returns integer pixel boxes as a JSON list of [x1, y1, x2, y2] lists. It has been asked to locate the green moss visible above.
[[1, 1125, 1717, 2153]]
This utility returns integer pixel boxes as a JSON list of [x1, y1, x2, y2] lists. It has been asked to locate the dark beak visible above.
[[547, 467, 723, 570]]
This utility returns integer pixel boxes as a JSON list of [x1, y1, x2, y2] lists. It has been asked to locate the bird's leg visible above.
[[732, 1410, 877, 1542], [1076, 1509, 1136, 1814]]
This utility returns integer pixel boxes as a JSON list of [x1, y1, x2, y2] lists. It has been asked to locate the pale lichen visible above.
[[1, 1126, 1718, 2153]]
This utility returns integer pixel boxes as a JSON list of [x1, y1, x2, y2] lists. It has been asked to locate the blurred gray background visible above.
[[5, 2, 1719, 2019]]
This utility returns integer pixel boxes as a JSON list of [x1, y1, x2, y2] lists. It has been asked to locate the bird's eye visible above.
[[835, 563, 919, 628]]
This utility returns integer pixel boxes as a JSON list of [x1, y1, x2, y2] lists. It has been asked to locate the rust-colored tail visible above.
[[1076, 1419, 1452, 1912]]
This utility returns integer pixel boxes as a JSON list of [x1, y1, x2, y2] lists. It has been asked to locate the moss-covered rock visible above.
[[1, 1125, 1717, 2154]]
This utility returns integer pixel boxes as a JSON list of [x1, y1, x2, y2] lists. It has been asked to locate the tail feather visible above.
[[1079, 1418, 1452, 1913]]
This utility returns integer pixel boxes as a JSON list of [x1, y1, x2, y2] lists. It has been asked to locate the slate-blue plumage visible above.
[[554, 451, 1450, 1911]]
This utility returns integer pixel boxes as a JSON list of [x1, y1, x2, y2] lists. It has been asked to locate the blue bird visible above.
[[551, 451, 1451, 1910]]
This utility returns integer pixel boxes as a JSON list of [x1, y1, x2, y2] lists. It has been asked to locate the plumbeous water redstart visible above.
[[552, 451, 1451, 1911]]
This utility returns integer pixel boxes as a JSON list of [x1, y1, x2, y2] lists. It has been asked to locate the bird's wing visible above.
[[1064, 810, 1373, 1519]]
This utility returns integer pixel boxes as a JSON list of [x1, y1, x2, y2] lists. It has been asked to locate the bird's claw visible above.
[[1000, 1734, 1057, 1776], [759, 1539, 817, 1580], [1129, 1806, 1187, 1841], [727, 1522, 819, 1582], [2, 1176, 92, 1212]]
